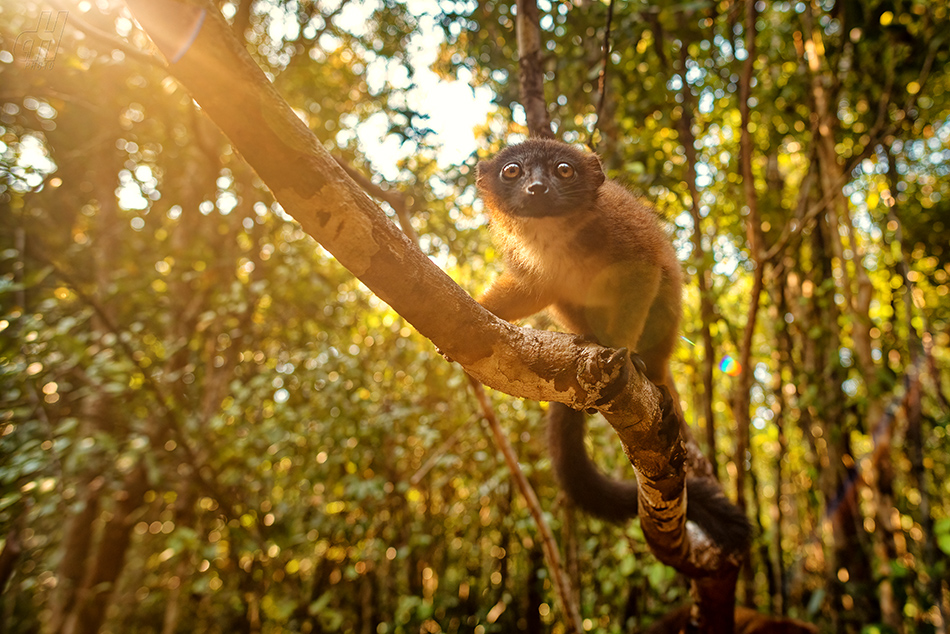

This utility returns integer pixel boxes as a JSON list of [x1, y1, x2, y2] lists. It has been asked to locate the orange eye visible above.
[[501, 163, 522, 180], [556, 162, 574, 178]]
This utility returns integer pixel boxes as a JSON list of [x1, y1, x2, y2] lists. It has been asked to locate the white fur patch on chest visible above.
[[504, 218, 601, 303]]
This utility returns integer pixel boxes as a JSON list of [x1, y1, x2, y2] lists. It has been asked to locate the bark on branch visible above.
[[124, 0, 736, 578]]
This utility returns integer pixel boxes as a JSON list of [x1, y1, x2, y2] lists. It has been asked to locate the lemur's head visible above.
[[476, 139, 605, 218]]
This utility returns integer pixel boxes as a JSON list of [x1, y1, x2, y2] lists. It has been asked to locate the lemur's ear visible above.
[[475, 158, 495, 186], [586, 152, 606, 188]]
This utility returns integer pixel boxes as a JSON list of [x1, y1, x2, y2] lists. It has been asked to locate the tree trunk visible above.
[[677, 50, 718, 475], [51, 134, 124, 634], [812, 219, 878, 632], [62, 464, 149, 634], [525, 545, 543, 634], [515, 0, 553, 139], [769, 285, 792, 616]]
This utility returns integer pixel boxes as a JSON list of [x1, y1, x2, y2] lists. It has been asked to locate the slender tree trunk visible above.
[[515, 0, 553, 138], [677, 45, 718, 475], [884, 163, 949, 632], [525, 545, 543, 634], [769, 285, 791, 616], [0, 522, 22, 595], [561, 496, 580, 609], [749, 465, 777, 610], [160, 478, 197, 634], [798, 7, 882, 629], [301, 558, 333, 634], [0, 512, 26, 632], [734, 0, 766, 608], [62, 464, 149, 634], [359, 572, 375, 634], [48, 477, 103, 633], [815, 218, 878, 632], [859, 147, 920, 633], [51, 133, 124, 634], [905, 370, 945, 630], [161, 555, 191, 634]]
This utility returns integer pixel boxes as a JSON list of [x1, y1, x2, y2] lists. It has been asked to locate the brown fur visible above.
[[476, 138, 682, 383], [475, 139, 751, 554]]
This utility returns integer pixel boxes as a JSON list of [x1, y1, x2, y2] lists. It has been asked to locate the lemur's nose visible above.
[[526, 181, 548, 195]]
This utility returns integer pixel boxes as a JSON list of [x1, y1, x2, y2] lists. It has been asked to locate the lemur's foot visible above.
[[630, 351, 648, 376]]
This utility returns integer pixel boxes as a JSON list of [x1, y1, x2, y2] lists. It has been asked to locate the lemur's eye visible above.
[[501, 163, 522, 180], [556, 162, 575, 179]]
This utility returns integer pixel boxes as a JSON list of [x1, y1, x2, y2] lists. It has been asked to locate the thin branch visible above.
[[515, 0, 554, 138], [733, 0, 763, 514], [675, 29, 718, 475], [589, 0, 615, 151], [469, 378, 583, 633]]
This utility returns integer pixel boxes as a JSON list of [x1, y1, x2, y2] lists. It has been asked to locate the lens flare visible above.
[[719, 355, 742, 376]]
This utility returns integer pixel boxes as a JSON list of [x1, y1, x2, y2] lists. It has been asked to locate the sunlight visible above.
[[356, 3, 493, 177], [4, 133, 56, 192], [247, 0, 493, 179]]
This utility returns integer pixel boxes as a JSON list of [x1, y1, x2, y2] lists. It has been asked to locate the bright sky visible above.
[[332, 0, 495, 180], [112, 0, 494, 210]]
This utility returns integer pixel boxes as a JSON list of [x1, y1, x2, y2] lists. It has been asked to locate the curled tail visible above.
[[547, 402, 640, 522], [547, 401, 752, 554]]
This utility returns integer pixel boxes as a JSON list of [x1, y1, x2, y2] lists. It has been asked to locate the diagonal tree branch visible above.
[[123, 0, 737, 582]]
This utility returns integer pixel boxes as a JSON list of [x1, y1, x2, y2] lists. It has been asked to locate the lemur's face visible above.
[[476, 139, 605, 218]]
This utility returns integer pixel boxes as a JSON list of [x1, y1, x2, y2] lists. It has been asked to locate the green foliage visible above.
[[936, 518, 950, 557]]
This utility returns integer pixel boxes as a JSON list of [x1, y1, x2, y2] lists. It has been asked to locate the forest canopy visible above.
[[1, 1, 949, 633]]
